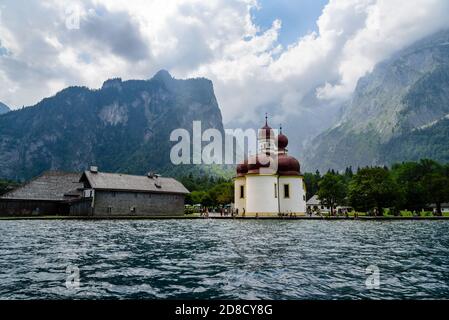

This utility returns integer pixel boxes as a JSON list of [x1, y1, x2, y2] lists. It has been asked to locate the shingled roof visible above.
[[306, 195, 322, 206], [80, 171, 189, 194], [1, 171, 83, 201]]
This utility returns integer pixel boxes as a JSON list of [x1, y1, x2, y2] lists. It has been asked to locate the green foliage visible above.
[[317, 172, 347, 214], [391, 159, 449, 215], [422, 173, 449, 216], [303, 160, 449, 215], [303, 170, 321, 201], [209, 182, 234, 206], [391, 161, 427, 210], [181, 173, 233, 207], [0, 179, 19, 196], [348, 167, 402, 215]]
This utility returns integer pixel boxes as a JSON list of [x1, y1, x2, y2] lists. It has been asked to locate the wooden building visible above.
[[0, 171, 83, 216], [72, 167, 190, 216], [0, 168, 189, 217]]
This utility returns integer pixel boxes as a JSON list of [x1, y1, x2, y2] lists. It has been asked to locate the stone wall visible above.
[[93, 191, 185, 216]]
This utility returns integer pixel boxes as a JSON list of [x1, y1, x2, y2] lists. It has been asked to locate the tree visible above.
[[208, 182, 234, 206], [304, 170, 321, 201], [201, 193, 215, 207], [186, 191, 207, 205], [391, 162, 426, 211], [0, 179, 19, 196], [348, 167, 402, 216], [422, 173, 449, 215], [317, 172, 347, 215], [390, 159, 449, 214], [344, 166, 354, 182]]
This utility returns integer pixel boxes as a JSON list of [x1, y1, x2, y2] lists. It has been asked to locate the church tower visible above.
[[234, 116, 307, 217]]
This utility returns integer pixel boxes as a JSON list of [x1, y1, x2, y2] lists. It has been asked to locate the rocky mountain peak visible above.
[[153, 69, 173, 81], [0, 71, 225, 181], [101, 78, 123, 90], [0, 102, 10, 115], [303, 29, 449, 172]]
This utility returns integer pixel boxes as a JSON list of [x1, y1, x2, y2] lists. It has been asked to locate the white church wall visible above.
[[246, 175, 278, 214], [234, 177, 246, 213], [278, 177, 306, 214]]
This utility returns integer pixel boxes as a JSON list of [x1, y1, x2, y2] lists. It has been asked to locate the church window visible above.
[[284, 184, 290, 199], [240, 185, 245, 199], [274, 183, 278, 198]]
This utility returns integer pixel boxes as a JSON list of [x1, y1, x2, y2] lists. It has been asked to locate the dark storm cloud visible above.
[[80, 7, 151, 62]]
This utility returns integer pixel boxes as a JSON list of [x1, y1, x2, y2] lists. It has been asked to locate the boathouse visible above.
[[71, 167, 190, 216], [0, 168, 189, 217], [0, 171, 83, 216]]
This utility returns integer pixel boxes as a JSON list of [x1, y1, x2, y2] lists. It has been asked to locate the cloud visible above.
[[315, 0, 449, 100], [79, 7, 150, 61], [0, 0, 448, 131]]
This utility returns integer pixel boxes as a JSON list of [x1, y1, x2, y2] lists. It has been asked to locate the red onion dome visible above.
[[277, 133, 289, 150], [277, 153, 300, 176], [236, 160, 248, 177], [247, 153, 273, 174]]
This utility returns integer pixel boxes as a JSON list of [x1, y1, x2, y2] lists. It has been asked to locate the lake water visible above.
[[0, 220, 448, 300]]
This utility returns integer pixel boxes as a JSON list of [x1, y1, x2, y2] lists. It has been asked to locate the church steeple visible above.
[[259, 115, 275, 154]]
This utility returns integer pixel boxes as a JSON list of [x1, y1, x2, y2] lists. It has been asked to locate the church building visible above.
[[234, 117, 307, 217]]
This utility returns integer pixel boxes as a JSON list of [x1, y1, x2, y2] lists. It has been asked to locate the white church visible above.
[[234, 117, 307, 217]]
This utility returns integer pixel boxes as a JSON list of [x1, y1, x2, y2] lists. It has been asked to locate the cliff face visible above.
[[303, 30, 449, 172], [0, 70, 225, 181], [0, 102, 9, 115]]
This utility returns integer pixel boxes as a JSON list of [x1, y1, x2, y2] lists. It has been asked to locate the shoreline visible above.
[[1, 215, 449, 221]]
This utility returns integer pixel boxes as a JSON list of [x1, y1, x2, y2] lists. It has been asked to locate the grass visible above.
[[345, 212, 367, 217], [381, 209, 447, 217], [400, 211, 413, 217]]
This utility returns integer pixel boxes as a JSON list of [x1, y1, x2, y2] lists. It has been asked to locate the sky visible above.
[[252, 0, 328, 46], [1, 0, 449, 128]]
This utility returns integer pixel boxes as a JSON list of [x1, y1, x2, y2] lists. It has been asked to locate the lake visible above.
[[0, 220, 448, 299]]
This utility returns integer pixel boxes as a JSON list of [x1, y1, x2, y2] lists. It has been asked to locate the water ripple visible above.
[[0, 220, 449, 299]]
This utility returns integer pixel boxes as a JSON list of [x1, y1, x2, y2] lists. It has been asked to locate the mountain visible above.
[[303, 29, 449, 172], [0, 70, 228, 181], [0, 102, 10, 115]]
